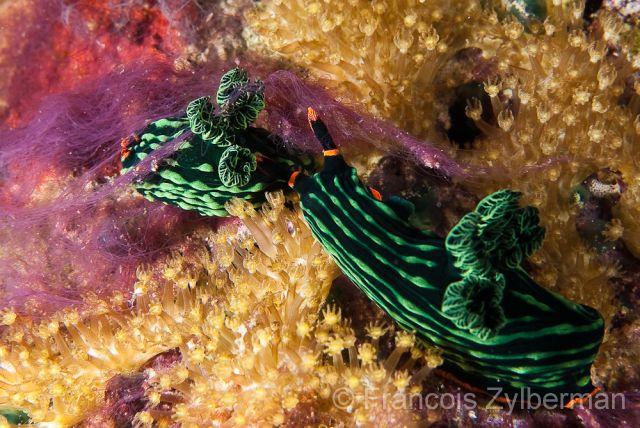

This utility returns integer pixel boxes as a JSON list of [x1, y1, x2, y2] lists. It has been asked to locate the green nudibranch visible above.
[[290, 108, 604, 401], [120, 68, 306, 217]]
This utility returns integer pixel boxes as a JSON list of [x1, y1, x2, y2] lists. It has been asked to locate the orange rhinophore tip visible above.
[[369, 187, 383, 201], [307, 106, 318, 123], [120, 137, 132, 160], [288, 171, 301, 188]]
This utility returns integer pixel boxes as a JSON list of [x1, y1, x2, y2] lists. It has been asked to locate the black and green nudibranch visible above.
[[120, 68, 306, 217], [119, 70, 605, 404], [289, 108, 604, 402]]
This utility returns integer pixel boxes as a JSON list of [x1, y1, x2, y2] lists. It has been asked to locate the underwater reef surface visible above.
[[1, 0, 640, 426]]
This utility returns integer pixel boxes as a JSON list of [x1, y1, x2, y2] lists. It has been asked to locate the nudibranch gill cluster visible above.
[[120, 67, 308, 217]]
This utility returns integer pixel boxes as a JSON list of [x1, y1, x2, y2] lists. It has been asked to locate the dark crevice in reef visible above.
[[429, 47, 497, 148], [367, 155, 478, 236], [447, 81, 494, 148], [583, 0, 603, 23], [327, 276, 389, 336]]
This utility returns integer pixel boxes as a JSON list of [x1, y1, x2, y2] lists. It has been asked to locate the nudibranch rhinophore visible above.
[[120, 68, 307, 217], [290, 107, 605, 404]]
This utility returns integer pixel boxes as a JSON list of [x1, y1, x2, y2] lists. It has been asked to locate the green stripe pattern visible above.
[[294, 156, 604, 395], [121, 124, 283, 217], [120, 68, 304, 217]]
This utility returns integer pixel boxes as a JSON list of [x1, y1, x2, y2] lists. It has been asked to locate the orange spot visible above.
[[564, 387, 601, 409], [120, 136, 132, 160], [307, 106, 318, 122], [369, 187, 383, 201], [323, 149, 340, 157], [288, 171, 301, 188]]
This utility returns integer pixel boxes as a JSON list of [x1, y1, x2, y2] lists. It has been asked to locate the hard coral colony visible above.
[[1, 1, 640, 428]]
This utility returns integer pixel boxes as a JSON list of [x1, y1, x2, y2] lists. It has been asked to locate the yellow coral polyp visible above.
[[365, 321, 388, 341], [247, 2, 639, 331], [246, 0, 479, 128], [0, 310, 16, 326], [134, 194, 439, 426], [395, 330, 416, 349], [358, 342, 377, 365], [321, 304, 342, 326], [0, 194, 333, 425]]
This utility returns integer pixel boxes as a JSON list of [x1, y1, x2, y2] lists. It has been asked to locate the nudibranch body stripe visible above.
[[121, 117, 189, 163], [123, 126, 280, 216], [291, 112, 604, 396]]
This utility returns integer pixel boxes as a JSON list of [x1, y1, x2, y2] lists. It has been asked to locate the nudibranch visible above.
[[289, 108, 605, 403], [120, 68, 308, 217]]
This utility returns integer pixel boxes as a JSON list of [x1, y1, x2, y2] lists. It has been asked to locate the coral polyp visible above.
[[245, 0, 479, 131], [0, 193, 442, 426]]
